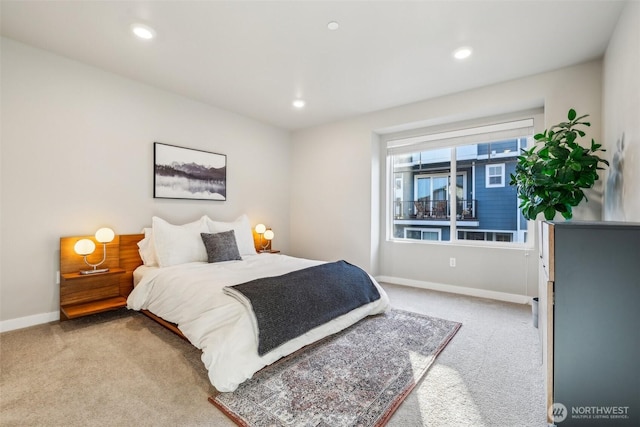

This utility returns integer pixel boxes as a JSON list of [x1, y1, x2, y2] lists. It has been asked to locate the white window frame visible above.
[[384, 110, 543, 248], [485, 163, 505, 188]]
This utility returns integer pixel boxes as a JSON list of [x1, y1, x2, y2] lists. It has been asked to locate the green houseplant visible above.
[[510, 109, 609, 220]]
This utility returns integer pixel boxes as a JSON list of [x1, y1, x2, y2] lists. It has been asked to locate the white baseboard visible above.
[[375, 275, 531, 305], [0, 311, 59, 333]]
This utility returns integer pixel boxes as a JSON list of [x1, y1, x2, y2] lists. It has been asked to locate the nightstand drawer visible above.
[[61, 283, 120, 305], [59, 268, 125, 320], [61, 272, 120, 292]]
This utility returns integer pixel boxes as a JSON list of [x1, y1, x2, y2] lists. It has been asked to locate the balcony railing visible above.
[[393, 199, 477, 220]]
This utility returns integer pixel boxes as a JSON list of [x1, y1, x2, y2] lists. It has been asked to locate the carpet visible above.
[[209, 309, 461, 427]]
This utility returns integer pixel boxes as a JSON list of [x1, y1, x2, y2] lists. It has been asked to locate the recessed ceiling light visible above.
[[131, 23, 156, 40], [292, 99, 306, 109], [453, 47, 472, 60], [327, 21, 340, 31]]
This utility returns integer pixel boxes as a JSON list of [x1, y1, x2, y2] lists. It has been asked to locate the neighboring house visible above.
[[392, 138, 528, 243]]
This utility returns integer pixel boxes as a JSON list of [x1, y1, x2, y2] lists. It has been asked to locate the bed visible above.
[[125, 215, 390, 392]]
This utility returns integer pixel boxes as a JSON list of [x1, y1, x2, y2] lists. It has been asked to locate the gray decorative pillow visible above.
[[201, 230, 242, 263]]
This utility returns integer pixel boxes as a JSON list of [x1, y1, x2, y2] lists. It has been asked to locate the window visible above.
[[404, 228, 442, 241], [386, 114, 539, 245], [486, 164, 505, 188], [458, 230, 514, 242]]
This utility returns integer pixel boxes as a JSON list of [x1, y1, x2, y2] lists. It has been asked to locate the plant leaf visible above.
[[544, 207, 556, 220], [513, 108, 607, 222], [538, 147, 549, 159]]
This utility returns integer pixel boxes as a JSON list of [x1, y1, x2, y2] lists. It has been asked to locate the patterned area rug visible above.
[[209, 309, 461, 427]]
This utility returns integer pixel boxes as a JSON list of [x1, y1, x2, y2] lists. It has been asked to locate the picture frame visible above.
[[154, 142, 227, 201]]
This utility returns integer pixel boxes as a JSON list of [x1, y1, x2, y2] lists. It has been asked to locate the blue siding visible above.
[[475, 161, 518, 231]]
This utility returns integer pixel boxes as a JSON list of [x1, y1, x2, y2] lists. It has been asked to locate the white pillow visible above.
[[152, 216, 209, 267], [205, 214, 257, 256], [137, 227, 158, 267]]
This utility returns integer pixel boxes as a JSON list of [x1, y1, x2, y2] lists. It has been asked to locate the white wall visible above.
[[6, 9, 636, 326], [290, 61, 604, 299], [603, 0, 640, 222], [0, 38, 291, 325]]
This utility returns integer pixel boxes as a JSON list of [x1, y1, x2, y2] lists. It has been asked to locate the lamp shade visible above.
[[74, 239, 96, 256], [95, 227, 115, 243], [264, 229, 274, 241], [255, 224, 266, 234]]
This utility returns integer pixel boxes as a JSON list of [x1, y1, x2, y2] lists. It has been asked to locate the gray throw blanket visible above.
[[223, 260, 381, 356]]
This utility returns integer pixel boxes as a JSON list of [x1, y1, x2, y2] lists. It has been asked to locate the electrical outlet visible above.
[[56, 271, 60, 285], [449, 257, 456, 267]]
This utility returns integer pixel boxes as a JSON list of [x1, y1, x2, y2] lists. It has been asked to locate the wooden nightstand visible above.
[[60, 268, 126, 320], [60, 234, 127, 321], [259, 250, 280, 254]]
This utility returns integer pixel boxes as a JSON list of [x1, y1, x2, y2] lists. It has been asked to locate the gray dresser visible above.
[[538, 221, 639, 426]]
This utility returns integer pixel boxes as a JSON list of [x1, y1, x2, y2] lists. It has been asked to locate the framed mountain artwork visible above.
[[153, 142, 227, 201]]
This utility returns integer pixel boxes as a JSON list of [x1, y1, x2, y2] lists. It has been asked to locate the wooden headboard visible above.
[[60, 233, 144, 298], [60, 230, 266, 335], [61, 229, 269, 298]]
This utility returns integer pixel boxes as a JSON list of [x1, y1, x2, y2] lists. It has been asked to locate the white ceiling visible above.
[[0, 1, 626, 130]]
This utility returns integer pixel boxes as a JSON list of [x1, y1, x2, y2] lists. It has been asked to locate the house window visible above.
[[486, 164, 505, 188], [458, 230, 514, 242], [386, 113, 540, 246], [404, 228, 441, 241]]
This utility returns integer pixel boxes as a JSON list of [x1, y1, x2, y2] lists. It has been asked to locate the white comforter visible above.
[[127, 254, 389, 392]]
